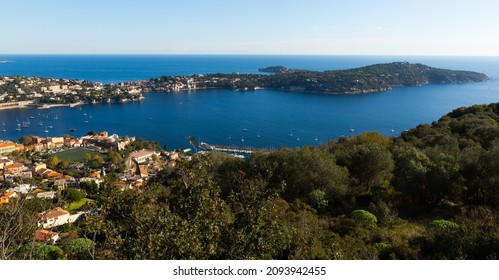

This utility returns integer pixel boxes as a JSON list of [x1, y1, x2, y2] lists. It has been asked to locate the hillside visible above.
[[263, 62, 490, 94]]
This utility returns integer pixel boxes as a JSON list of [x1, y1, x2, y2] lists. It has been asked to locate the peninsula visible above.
[[0, 62, 489, 108]]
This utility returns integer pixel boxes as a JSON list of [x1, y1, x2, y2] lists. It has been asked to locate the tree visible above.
[[348, 143, 394, 193], [90, 154, 104, 169], [46, 155, 59, 169], [63, 238, 94, 259], [63, 188, 84, 203]]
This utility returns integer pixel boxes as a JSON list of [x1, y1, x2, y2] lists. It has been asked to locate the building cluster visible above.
[[0, 130, 188, 240], [0, 76, 144, 107]]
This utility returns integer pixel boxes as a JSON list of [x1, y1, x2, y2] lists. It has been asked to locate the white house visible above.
[[38, 207, 84, 229]]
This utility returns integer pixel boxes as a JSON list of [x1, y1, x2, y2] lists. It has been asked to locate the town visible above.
[[0, 130, 189, 250]]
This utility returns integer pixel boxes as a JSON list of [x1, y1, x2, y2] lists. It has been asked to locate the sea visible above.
[[0, 55, 498, 150]]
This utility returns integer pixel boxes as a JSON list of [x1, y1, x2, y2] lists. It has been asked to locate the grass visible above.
[[67, 198, 94, 211], [54, 147, 106, 163]]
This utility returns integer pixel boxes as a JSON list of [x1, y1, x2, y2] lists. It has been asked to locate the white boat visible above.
[[44, 127, 49, 133]]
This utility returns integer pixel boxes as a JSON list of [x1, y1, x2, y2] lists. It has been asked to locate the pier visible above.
[[199, 142, 275, 154]]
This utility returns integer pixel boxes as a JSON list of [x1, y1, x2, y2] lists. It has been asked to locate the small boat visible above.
[[38, 121, 43, 126], [241, 137, 245, 142], [349, 128, 355, 132], [242, 128, 248, 132], [69, 128, 76, 132], [48, 123, 53, 128], [84, 120, 89, 123], [16, 124, 21, 131], [83, 111, 87, 116], [22, 121, 29, 128], [315, 137, 318, 141], [29, 116, 35, 119], [256, 134, 261, 138], [390, 129, 395, 133], [44, 127, 49, 133], [54, 115, 59, 120]]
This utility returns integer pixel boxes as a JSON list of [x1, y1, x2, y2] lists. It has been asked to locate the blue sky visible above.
[[1, 0, 498, 55]]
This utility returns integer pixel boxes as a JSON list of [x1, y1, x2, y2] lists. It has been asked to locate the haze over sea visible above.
[[0, 55, 498, 149]]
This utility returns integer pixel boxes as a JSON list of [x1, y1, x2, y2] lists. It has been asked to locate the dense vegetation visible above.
[[262, 62, 489, 93], [2, 102, 498, 259], [152, 62, 488, 93]]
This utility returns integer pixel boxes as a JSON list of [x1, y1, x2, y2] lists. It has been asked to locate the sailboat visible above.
[[48, 123, 53, 129], [1, 122, 6, 132], [44, 127, 49, 133], [16, 123, 21, 131]]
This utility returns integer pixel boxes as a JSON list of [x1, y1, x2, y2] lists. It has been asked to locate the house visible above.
[[38, 207, 84, 229], [36, 191, 56, 200], [38, 207, 70, 228], [130, 149, 158, 164], [0, 142, 15, 154], [34, 229, 60, 244]]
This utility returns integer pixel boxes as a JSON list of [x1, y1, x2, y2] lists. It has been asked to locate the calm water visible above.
[[0, 55, 498, 149]]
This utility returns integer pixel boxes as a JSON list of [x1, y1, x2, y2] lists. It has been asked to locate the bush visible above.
[[351, 209, 378, 226]]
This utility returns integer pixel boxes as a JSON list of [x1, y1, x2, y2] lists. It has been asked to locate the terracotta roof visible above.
[[4, 163, 24, 169], [42, 207, 69, 220], [34, 230, 59, 242], [5, 191, 16, 198], [0, 143, 15, 148]]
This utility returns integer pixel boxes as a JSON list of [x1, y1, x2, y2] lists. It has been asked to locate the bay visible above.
[[0, 55, 498, 149]]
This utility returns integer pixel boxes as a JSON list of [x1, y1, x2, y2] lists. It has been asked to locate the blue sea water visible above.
[[0, 55, 498, 149]]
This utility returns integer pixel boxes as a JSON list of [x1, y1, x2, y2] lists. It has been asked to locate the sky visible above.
[[1, 0, 499, 56]]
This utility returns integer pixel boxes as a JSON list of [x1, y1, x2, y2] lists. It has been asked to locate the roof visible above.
[[5, 191, 16, 198], [4, 162, 24, 169], [34, 230, 59, 241], [0, 142, 15, 148], [130, 149, 154, 159], [42, 207, 69, 220]]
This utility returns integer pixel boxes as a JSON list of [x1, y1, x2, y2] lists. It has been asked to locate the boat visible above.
[[44, 127, 49, 133], [349, 128, 355, 132], [16, 124, 21, 131], [54, 115, 59, 120], [69, 128, 76, 132], [29, 116, 35, 119], [48, 123, 53, 128], [38, 121, 43, 126], [22, 121, 29, 128], [83, 111, 87, 116], [84, 120, 89, 123]]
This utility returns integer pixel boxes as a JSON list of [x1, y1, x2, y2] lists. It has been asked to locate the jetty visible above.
[[199, 142, 275, 154]]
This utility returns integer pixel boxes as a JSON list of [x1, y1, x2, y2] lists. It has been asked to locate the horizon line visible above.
[[2, 53, 499, 58]]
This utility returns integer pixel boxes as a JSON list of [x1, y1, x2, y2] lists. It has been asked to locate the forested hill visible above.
[[262, 62, 490, 94]]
